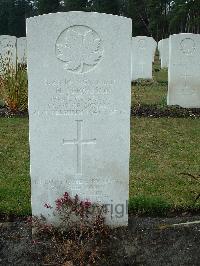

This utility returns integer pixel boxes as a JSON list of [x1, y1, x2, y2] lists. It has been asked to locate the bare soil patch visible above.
[[0, 214, 200, 265]]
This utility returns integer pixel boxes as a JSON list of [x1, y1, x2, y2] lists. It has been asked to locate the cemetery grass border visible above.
[[2, 105, 200, 119], [0, 117, 200, 219]]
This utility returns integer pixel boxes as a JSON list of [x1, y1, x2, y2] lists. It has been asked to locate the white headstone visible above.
[[0, 35, 16, 72], [158, 38, 169, 68], [27, 12, 132, 227], [168, 33, 200, 108], [131, 36, 156, 81], [158, 39, 162, 58], [17, 37, 27, 64]]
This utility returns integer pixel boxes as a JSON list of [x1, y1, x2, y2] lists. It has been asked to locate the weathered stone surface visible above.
[[168, 33, 200, 108], [0, 35, 16, 72], [158, 38, 169, 68], [131, 36, 156, 80], [151, 38, 157, 62], [27, 12, 132, 227], [17, 37, 27, 64]]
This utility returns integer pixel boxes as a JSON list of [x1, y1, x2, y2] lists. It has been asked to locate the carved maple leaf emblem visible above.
[[180, 38, 195, 55], [56, 26, 103, 73]]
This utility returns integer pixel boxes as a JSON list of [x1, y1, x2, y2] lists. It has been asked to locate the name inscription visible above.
[[31, 78, 119, 116]]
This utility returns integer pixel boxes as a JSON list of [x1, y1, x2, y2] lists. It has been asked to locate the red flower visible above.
[[84, 200, 91, 208], [44, 203, 53, 209]]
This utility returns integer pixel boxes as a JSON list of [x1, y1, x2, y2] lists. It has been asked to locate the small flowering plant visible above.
[[45, 192, 106, 229], [28, 192, 109, 265], [55, 192, 92, 216]]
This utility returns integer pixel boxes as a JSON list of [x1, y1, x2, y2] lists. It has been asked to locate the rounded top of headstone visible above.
[[0, 35, 16, 38], [26, 11, 132, 23]]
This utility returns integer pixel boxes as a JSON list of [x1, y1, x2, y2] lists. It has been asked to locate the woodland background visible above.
[[0, 0, 199, 41]]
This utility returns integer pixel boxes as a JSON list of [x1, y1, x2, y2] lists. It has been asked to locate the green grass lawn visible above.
[[132, 82, 167, 107], [0, 118, 30, 215], [1, 60, 199, 216], [0, 115, 200, 216], [132, 61, 168, 108], [130, 117, 200, 213]]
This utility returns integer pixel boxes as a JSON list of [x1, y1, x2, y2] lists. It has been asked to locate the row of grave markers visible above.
[[1, 12, 200, 228], [1, 34, 158, 80], [0, 34, 158, 81], [0, 34, 169, 82], [132, 34, 200, 108], [0, 35, 27, 68], [0, 34, 165, 80]]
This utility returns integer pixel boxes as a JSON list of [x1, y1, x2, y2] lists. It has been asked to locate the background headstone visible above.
[[168, 33, 200, 107], [151, 38, 157, 62], [17, 37, 27, 64], [158, 38, 169, 68], [131, 36, 156, 81], [0, 35, 16, 73], [27, 12, 132, 227]]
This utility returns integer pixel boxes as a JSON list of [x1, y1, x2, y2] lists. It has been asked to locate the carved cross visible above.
[[63, 120, 96, 175]]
